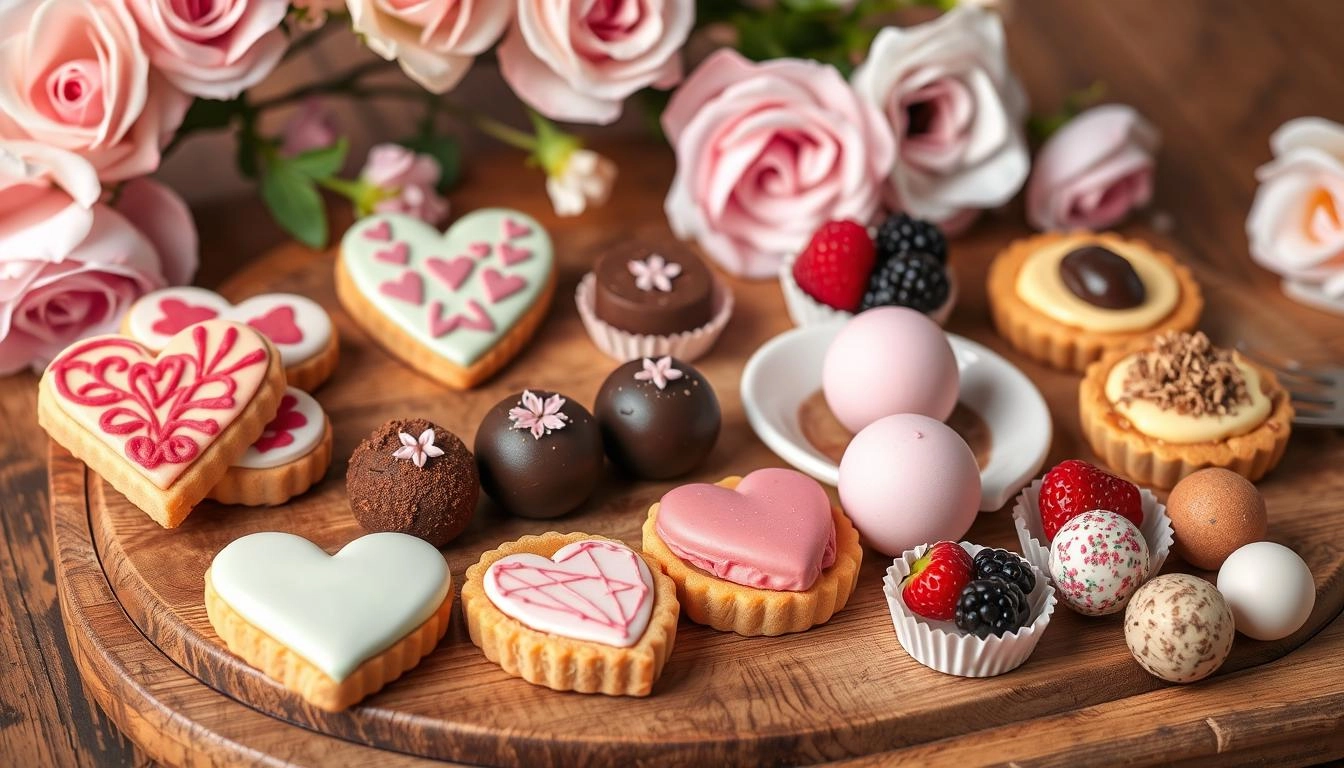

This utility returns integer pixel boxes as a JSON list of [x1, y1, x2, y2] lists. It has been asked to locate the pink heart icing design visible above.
[[498, 244, 531, 267], [152, 299, 220, 336], [246, 306, 303, 345], [379, 272, 424, 305], [363, 220, 392, 241], [656, 468, 837, 592], [484, 539, 655, 648], [468, 242, 491, 258], [481, 268, 527, 304], [375, 242, 409, 265], [253, 393, 306, 454], [426, 256, 475, 292], [502, 219, 531, 240], [427, 299, 494, 337]]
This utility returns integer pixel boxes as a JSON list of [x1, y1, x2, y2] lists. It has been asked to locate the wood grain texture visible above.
[[6, 0, 1344, 765]]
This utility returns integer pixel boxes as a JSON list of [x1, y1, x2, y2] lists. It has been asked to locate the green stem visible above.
[[282, 19, 340, 61], [317, 176, 364, 201]]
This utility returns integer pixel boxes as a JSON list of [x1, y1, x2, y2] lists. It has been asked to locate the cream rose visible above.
[[348, 0, 512, 94], [125, 0, 289, 100]]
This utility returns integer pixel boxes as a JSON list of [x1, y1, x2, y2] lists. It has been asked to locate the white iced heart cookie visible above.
[[336, 209, 556, 389], [204, 531, 453, 711], [208, 388, 334, 506]]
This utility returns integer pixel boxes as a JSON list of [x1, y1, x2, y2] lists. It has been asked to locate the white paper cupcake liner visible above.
[[883, 542, 1057, 678], [1012, 478, 1174, 584], [778, 253, 956, 328], [575, 272, 734, 363]]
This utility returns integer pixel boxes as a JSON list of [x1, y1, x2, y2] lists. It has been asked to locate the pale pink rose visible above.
[[0, 142, 101, 263], [280, 100, 341, 157], [125, 0, 288, 100], [359, 144, 450, 226], [0, 0, 191, 183], [663, 49, 895, 278], [499, 0, 694, 125], [851, 7, 1029, 227], [349, 0, 512, 94], [1027, 105, 1160, 231], [1247, 117, 1344, 305], [114, 178, 200, 287]]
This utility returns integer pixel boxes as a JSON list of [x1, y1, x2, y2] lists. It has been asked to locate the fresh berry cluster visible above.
[[1038, 458, 1143, 540], [900, 541, 1036, 638], [793, 214, 950, 314]]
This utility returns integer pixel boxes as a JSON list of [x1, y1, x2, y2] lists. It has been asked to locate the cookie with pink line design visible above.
[[209, 387, 334, 507], [461, 532, 680, 696]]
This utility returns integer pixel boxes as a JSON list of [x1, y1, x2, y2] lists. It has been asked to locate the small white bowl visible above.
[[778, 253, 957, 328], [883, 542, 1057, 678], [740, 322, 1051, 511], [1011, 478, 1174, 584]]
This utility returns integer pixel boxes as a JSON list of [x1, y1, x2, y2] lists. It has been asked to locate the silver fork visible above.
[[1237, 344, 1344, 427]]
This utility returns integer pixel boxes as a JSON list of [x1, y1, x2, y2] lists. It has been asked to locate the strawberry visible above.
[[1038, 459, 1143, 540], [900, 541, 975, 621], [792, 220, 876, 311]]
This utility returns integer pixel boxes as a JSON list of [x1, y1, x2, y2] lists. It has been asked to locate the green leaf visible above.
[[287, 138, 349, 180], [261, 165, 327, 248], [398, 134, 460, 192]]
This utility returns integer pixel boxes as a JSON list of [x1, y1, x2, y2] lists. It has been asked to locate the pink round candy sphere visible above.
[[838, 413, 981, 557], [822, 307, 959, 434]]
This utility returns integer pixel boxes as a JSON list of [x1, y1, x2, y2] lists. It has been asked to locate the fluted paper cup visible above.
[[778, 254, 956, 328], [575, 272, 733, 363]]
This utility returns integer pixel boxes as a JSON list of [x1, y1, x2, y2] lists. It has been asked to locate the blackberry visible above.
[[973, 548, 1037, 597], [875, 213, 947, 264], [858, 251, 949, 313], [954, 579, 1031, 638]]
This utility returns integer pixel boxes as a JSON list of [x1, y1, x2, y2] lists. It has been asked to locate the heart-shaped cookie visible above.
[[484, 539, 655, 648], [38, 320, 286, 526], [123, 286, 337, 391], [655, 468, 837, 591], [209, 387, 333, 507], [336, 209, 556, 389]]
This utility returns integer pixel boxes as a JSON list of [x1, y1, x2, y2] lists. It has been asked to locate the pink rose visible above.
[[0, 142, 101, 262], [359, 144, 450, 226], [851, 7, 1029, 227], [125, 0, 288, 100], [114, 177, 200, 287], [662, 49, 895, 278], [1027, 105, 1160, 231], [0, 0, 191, 183], [349, 0, 512, 94], [280, 100, 340, 157], [499, 0, 694, 125]]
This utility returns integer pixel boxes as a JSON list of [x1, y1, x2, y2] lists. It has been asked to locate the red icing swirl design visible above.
[[253, 393, 307, 453]]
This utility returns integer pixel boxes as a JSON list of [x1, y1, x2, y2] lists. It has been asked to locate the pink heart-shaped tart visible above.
[[656, 468, 836, 591], [484, 539, 654, 647]]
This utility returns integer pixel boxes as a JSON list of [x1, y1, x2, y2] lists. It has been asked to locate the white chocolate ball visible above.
[[1217, 541, 1315, 641], [1125, 574, 1234, 683], [1049, 510, 1149, 616]]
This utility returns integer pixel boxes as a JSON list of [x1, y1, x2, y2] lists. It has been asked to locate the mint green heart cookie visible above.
[[339, 209, 554, 368]]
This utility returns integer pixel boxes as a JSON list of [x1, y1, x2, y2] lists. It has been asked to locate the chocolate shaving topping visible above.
[[1118, 331, 1252, 416]]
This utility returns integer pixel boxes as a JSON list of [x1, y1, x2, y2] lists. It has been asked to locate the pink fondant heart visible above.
[[153, 299, 220, 336], [656, 468, 837, 592], [427, 299, 494, 337], [379, 272, 424, 305], [498, 244, 531, 266], [503, 219, 531, 240], [481, 268, 527, 303], [246, 306, 303, 345], [426, 256, 475, 292], [375, 242, 409, 265], [468, 242, 491, 258], [363, 220, 392, 241], [485, 539, 654, 648]]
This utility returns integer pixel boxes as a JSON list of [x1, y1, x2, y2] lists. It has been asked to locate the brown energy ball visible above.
[[347, 418, 478, 547], [1167, 468, 1267, 570]]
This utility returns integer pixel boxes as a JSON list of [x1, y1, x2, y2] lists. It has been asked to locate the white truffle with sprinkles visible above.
[[1124, 573, 1235, 683]]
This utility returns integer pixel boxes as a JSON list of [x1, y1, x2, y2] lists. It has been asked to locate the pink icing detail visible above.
[[427, 299, 494, 337], [379, 272, 424, 305], [49, 322, 270, 487], [426, 256, 475, 292], [246, 306, 304, 345], [253, 393, 307, 454], [152, 298, 220, 336], [508, 389, 568, 439], [468, 242, 491, 258], [503, 219, 531, 240], [374, 242, 410, 265], [498, 244, 532, 266], [656, 468, 837, 592], [481, 268, 527, 303], [485, 540, 652, 647], [363, 220, 392, 241], [634, 356, 682, 390]]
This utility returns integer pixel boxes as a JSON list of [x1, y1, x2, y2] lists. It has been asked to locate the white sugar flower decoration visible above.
[[508, 390, 570, 439], [634, 357, 684, 390], [392, 428, 445, 468], [628, 254, 682, 292]]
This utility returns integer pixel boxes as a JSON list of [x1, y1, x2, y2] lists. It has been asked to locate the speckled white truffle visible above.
[[1124, 573, 1235, 684], [1049, 510, 1150, 616]]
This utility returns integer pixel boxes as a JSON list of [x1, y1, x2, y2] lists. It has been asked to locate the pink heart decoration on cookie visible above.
[[468, 242, 491, 258], [363, 220, 392, 241], [499, 244, 531, 266], [247, 306, 303, 345], [426, 256, 475, 292], [428, 300, 494, 337], [656, 468, 837, 592], [153, 298, 220, 335], [380, 272, 424, 305], [375, 242, 409, 265], [484, 539, 655, 648], [503, 219, 531, 240], [481, 268, 527, 303]]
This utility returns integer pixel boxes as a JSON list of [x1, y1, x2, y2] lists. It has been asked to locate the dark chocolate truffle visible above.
[[347, 418, 478, 547], [1060, 245, 1146, 309], [474, 390, 604, 519], [593, 239, 715, 335], [595, 357, 721, 480]]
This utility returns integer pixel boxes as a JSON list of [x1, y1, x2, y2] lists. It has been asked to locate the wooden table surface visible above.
[[4, 1, 1344, 765]]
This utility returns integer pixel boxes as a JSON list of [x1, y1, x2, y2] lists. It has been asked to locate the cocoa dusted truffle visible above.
[[474, 390, 604, 519], [595, 357, 720, 480], [593, 239, 715, 336], [347, 418, 478, 547]]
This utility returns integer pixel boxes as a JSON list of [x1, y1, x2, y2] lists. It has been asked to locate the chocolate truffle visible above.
[[474, 390, 604, 519], [593, 239, 715, 336], [1167, 468, 1267, 570], [347, 418, 478, 547], [595, 357, 720, 480], [1059, 245, 1146, 309]]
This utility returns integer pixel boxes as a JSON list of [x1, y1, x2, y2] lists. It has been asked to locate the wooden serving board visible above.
[[50, 170, 1344, 767]]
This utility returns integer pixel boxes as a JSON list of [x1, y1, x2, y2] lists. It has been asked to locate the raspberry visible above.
[[954, 579, 1032, 638], [792, 220, 876, 312], [858, 251, 949, 313], [875, 213, 947, 265]]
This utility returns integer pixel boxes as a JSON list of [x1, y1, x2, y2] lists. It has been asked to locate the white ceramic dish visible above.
[[740, 321, 1051, 511]]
